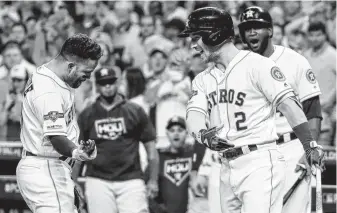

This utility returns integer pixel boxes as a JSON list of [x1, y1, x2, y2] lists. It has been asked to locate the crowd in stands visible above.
[[0, 1, 335, 213]]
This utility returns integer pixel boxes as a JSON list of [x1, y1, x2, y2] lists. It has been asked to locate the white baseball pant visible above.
[[16, 155, 77, 213], [279, 138, 311, 213], [219, 142, 286, 213], [85, 177, 149, 213]]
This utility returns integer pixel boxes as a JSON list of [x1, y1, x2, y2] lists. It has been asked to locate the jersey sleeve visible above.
[[296, 57, 321, 102], [33, 92, 67, 137], [138, 106, 156, 143], [253, 59, 294, 107], [186, 74, 208, 116]]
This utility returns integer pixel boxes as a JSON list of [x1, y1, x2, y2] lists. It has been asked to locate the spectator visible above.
[[5, 65, 29, 141], [10, 22, 33, 63], [112, 1, 141, 51], [122, 15, 158, 68], [304, 21, 336, 146], [0, 41, 35, 79], [272, 23, 288, 46], [162, 1, 188, 22], [163, 18, 186, 48], [77, 67, 159, 213], [0, 79, 9, 140], [155, 116, 199, 213], [125, 67, 150, 114]]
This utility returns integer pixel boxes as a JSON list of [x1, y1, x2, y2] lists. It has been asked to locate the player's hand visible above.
[[190, 175, 208, 197], [72, 140, 97, 161], [79, 139, 96, 156], [199, 126, 234, 151], [147, 180, 159, 199], [304, 141, 325, 175], [295, 155, 311, 180]]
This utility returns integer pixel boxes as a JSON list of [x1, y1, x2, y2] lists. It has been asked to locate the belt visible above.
[[277, 132, 297, 145], [220, 145, 258, 160], [24, 151, 75, 167]]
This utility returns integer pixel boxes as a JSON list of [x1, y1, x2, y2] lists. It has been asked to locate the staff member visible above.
[[78, 67, 159, 213]]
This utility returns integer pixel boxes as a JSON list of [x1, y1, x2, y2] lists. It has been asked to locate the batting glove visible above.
[[198, 126, 234, 151], [305, 141, 325, 172], [72, 140, 97, 161]]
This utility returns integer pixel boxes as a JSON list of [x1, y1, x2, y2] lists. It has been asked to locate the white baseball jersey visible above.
[[271, 45, 321, 135], [187, 50, 294, 147], [20, 65, 79, 157]]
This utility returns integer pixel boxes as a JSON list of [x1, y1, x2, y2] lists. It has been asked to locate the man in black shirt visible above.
[[78, 67, 159, 213]]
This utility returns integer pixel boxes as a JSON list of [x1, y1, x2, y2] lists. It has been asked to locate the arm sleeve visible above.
[[138, 106, 157, 143], [77, 109, 88, 141], [296, 57, 321, 102], [192, 141, 206, 171], [253, 59, 294, 107], [186, 74, 208, 116], [33, 93, 67, 137], [302, 96, 323, 120]]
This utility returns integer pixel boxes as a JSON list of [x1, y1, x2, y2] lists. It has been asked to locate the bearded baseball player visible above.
[[179, 7, 325, 213], [238, 6, 324, 213], [16, 34, 101, 213]]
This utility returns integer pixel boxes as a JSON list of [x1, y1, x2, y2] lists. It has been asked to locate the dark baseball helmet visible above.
[[238, 6, 273, 43], [178, 7, 234, 46]]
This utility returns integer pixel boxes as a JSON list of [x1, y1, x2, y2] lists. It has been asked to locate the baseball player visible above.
[[179, 7, 325, 213], [77, 67, 159, 213], [16, 34, 102, 213], [238, 6, 323, 213]]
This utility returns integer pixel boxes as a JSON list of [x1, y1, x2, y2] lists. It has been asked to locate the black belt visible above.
[[25, 151, 75, 167], [277, 132, 297, 145], [220, 145, 258, 159]]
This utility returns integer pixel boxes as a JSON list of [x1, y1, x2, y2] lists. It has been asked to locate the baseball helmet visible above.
[[238, 6, 273, 43], [178, 7, 234, 46]]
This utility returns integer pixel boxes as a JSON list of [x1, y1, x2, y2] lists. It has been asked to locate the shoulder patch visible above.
[[271, 66, 286, 82], [44, 111, 64, 122], [306, 69, 316, 84]]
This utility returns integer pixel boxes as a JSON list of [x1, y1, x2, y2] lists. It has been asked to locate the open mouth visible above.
[[173, 138, 180, 142], [248, 38, 260, 49]]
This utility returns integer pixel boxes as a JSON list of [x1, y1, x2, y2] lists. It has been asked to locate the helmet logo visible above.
[[245, 10, 255, 18]]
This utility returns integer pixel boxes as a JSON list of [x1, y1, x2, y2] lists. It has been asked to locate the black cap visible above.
[[166, 116, 186, 129], [95, 67, 117, 82]]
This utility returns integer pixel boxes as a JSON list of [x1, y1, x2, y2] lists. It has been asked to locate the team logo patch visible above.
[[95, 117, 127, 140], [271, 66, 286, 82], [43, 111, 64, 122], [306, 69, 316, 84], [164, 158, 192, 186]]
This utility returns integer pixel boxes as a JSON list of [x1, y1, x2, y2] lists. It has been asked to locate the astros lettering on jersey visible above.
[[20, 65, 79, 157], [272, 45, 321, 135], [187, 50, 294, 147]]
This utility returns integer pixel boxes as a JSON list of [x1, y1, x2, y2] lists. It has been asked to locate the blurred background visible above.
[[0, 1, 335, 213]]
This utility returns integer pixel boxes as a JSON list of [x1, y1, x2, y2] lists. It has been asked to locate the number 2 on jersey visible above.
[[234, 112, 247, 131]]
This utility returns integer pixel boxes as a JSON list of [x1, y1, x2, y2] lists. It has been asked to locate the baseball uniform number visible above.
[[234, 112, 247, 131]]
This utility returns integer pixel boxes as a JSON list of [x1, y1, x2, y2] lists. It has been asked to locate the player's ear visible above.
[[67, 62, 77, 73]]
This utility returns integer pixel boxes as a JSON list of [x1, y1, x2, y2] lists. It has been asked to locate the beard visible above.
[[203, 51, 220, 63]]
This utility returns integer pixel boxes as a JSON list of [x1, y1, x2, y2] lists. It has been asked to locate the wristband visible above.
[[292, 122, 314, 151]]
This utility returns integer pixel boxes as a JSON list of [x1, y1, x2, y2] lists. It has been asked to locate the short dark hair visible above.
[[308, 21, 326, 35], [60, 33, 102, 61], [1, 40, 22, 54], [164, 18, 185, 32], [11, 22, 27, 34]]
